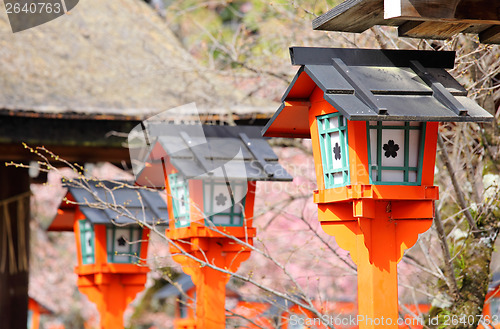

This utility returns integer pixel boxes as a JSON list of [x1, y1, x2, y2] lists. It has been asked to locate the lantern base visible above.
[[174, 318, 197, 329], [321, 200, 433, 328], [76, 272, 148, 329]]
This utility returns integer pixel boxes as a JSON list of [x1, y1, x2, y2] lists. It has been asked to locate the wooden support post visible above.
[[322, 201, 433, 329], [0, 165, 30, 329], [172, 238, 252, 329], [356, 216, 398, 329], [78, 273, 148, 329], [195, 266, 229, 329]]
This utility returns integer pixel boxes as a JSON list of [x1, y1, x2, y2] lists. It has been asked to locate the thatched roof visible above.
[[0, 0, 271, 119]]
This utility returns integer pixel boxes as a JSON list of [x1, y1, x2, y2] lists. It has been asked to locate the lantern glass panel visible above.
[[490, 297, 500, 317], [179, 294, 188, 318], [367, 121, 425, 185], [317, 113, 349, 189], [79, 219, 95, 265], [203, 179, 246, 226], [27, 310, 33, 329], [106, 226, 142, 263], [168, 173, 191, 228]]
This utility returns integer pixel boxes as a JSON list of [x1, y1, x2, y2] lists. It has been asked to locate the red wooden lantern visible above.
[[135, 124, 292, 329], [48, 180, 168, 329], [263, 47, 493, 328]]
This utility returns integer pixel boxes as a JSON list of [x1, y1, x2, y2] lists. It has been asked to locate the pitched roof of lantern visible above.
[[48, 180, 168, 231], [134, 124, 293, 187], [154, 274, 241, 300], [262, 47, 493, 139]]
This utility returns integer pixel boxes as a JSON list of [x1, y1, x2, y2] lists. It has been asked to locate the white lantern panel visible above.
[[320, 119, 327, 131], [83, 230, 93, 261], [175, 185, 189, 216], [328, 132, 343, 170], [381, 170, 404, 182], [371, 169, 379, 181], [381, 129, 405, 167], [408, 171, 418, 183], [107, 227, 141, 263], [409, 121, 420, 126], [333, 173, 344, 185], [211, 183, 233, 214], [211, 215, 232, 226], [318, 113, 350, 189], [409, 130, 421, 167], [177, 217, 190, 227], [203, 180, 246, 226], [79, 221, 94, 264], [382, 121, 405, 126], [369, 129, 377, 165], [229, 182, 247, 207], [329, 117, 339, 129]]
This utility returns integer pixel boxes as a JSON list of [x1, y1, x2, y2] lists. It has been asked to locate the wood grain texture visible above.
[[386, 0, 500, 23], [314, 0, 500, 44], [313, 0, 401, 32], [399, 20, 472, 39], [479, 25, 500, 43]]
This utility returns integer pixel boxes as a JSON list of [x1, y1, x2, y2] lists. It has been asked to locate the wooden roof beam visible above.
[[384, 0, 500, 24], [398, 20, 472, 40], [480, 25, 500, 44]]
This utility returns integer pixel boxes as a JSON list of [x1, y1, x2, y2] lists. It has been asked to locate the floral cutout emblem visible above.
[[215, 192, 228, 206], [88, 237, 92, 247], [333, 142, 341, 161], [117, 236, 127, 247], [383, 140, 400, 158]]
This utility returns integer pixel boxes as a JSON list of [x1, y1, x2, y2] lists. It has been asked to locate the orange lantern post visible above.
[[263, 47, 493, 328], [28, 297, 53, 329], [48, 180, 168, 329], [135, 124, 292, 329]]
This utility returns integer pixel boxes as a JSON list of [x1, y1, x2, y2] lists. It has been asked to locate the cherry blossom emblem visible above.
[[383, 140, 400, 158]]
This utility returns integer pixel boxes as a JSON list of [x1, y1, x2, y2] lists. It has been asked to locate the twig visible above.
[[433, 211, 459, 299], [437, 133, 478, 232]]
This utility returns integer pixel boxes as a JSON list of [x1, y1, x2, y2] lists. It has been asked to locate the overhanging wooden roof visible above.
[[313, 0, 500, 44], [0, 0, 248, 116], [0, 0, 277, 165], [263, 47, 493, 138]]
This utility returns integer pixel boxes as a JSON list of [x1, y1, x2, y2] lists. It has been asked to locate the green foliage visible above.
[[164, 0, 342, 69]]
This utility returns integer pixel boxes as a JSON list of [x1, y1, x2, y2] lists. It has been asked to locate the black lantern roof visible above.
[[263, 47, 493, 138], [135, 125, 293, 186], [49, 180, 168, 231], [154, 274, 195, 299], [154, 274, 240, 300]]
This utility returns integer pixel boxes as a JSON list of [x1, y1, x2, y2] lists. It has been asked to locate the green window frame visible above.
[[203, 180, 246, 227], [168, 173, 191, 228], [106, 225, 142, 263], [366, 121, 426, 185], [79, 219, 95, 265], [179, 293, 188, 318], [27, 309, 33, 329], [317, 112, 350, 189]]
